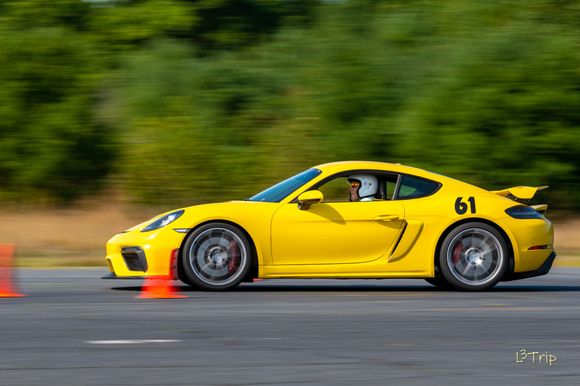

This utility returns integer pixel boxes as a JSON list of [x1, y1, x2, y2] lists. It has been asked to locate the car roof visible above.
[[313, 161, 444, 181]]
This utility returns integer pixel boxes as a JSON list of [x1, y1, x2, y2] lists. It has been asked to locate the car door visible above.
[[270, 199, 405, 265]]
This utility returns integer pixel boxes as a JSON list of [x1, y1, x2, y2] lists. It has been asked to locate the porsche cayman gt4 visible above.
[[105, 161, 555, 291]]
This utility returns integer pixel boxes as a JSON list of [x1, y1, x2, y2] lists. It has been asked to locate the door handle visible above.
[[374, 214, 400, 222]]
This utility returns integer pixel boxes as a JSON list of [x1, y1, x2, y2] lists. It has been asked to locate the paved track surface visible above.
[[1, 268, 579, 386]]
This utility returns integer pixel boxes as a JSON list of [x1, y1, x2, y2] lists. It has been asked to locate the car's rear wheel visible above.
[[439, 222, 508, 291], [182, 222, 252, 291]]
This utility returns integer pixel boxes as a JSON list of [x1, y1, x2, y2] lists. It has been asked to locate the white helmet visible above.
[[348, 174, 378, 199]]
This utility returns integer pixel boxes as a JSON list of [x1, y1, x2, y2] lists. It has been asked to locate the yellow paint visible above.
[[271, 200, 405, 265]]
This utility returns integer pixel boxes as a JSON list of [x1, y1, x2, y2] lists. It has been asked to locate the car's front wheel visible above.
[[182, 222, 252, 291], [439, 222, 509, 291]]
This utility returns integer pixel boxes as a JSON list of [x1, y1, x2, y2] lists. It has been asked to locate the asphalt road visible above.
[[1, 268, 579, 386]]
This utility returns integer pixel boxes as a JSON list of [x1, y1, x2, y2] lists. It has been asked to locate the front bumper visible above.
[[105, 228, 186, 277]]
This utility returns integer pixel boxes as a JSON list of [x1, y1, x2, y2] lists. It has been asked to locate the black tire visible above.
[[438, 222, 509, 291], [178, 272, 196, 288], [424, 277, 452, 289], [181, 222, 252, 291]]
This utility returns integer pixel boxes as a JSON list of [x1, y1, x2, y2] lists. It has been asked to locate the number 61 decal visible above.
[[455, 196, 476, 214]]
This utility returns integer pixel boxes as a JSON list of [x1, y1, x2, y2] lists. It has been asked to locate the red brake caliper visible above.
[[227, 241, 240, 273], [452, 241, 463, 265]]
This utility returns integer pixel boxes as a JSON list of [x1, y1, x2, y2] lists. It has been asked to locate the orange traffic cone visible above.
[[0, 244, 25, 298], [137, 275, 186, 299]]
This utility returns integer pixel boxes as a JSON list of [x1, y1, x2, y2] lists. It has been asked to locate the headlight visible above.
[[505, 205, 542, 219], [141, 210, 185, 232]]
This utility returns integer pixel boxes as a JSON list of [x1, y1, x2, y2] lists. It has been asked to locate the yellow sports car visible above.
[[105, 161, 555, 291]]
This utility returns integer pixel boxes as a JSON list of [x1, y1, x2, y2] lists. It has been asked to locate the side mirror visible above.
[[297, 190, 323, 210]]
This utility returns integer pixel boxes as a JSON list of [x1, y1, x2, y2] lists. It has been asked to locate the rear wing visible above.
[[491, 186, 548, 213], [491, 186, 548, 201]]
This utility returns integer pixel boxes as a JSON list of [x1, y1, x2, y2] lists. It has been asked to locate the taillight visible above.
[[506, 205, 542, 219]]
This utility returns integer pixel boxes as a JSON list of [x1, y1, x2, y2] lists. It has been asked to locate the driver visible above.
[[347, 174, 378, 202]]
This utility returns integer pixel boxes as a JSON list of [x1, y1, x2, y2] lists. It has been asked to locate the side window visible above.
[[396, 175, 440, 199], [383, 174, 398, 200], [317, 177, 352, 202], [315, 173, 398, 202]]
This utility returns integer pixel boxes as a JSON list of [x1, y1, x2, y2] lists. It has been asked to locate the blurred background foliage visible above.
[[0, 0, 579, 210]]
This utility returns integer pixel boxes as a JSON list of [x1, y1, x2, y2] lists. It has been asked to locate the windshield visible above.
[[248, 168, 322, 203]]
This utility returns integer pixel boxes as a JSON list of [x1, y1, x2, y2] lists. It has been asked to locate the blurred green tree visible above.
[[0, 1, 113, 203], [0, 0, 579, 211]]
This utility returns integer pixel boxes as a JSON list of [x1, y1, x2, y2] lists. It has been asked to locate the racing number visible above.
[[455, 196, 476, 214]]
